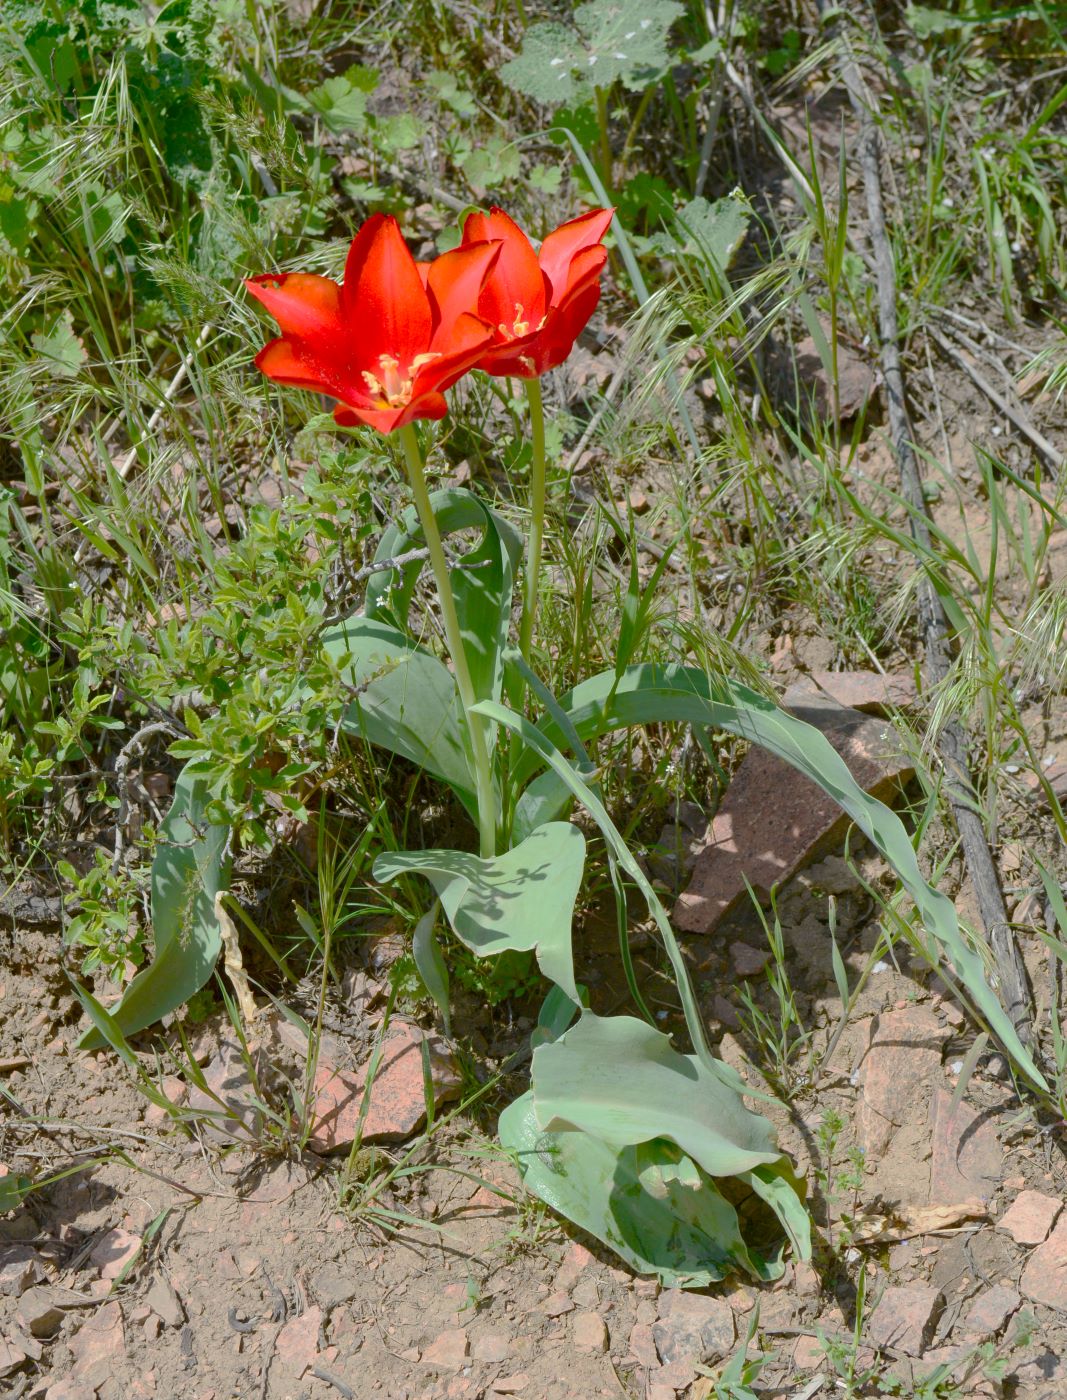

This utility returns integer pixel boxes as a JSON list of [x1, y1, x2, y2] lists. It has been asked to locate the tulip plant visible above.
[[85, 208, 1046, 1285]]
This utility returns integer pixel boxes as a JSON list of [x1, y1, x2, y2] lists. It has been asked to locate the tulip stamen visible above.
[[362, 351, 441, 408], [498, 303, 541, 341]]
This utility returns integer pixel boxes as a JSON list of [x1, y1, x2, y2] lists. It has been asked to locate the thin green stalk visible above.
[[397, 424, 497, 857], [518, 376, 546, 667], [594, 85, 613, 194]]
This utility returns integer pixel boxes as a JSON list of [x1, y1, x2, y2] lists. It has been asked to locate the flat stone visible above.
[[421, 1327, 469, 1369], [90, 1228, 141, 1281], [15, 1287, 64, 1338], [552, 1241, 595, 1293], [866, 1285, 942, 1356], [928, 1088, 1002, 1205], [490, 1376, 528, 1395], [309, 1021, 461, 1150], [805, 671, 916, 713], [471, 1332, 510, 1363], [542, 1290, 573, 1317], [652, 1289, 735, 1365], [729, 942, 771, 977], [68, 1301, 125, 1391], [0, 1338, 26, 1379], [145, 1276, 185, 1328], [573, 1311, 608, 1352], [857, 1007, 945, 1156], [274, 1305, 322, 1378], [998, 1189, 1062, 1246], [792, 333, 875, 421], [793, 1335, 824, 1369], [1020, 1214, 1067, 1309], [653, 1360, 698, 1391], [44, 1382, 96, 1400], [184, 1037, 272, 1142], [674, 696, 913, 933], [0, 1245, 43, 1296], [961, 1284, 1020, 1337], [571, 1279, 599, 1309], [628, 1321, 658, 1368]]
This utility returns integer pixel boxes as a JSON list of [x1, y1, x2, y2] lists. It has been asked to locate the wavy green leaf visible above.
[[365, 487, 520, 709], [79, 768, 231, 1048], [323, 615, 476, 815], [499, 1092, 781, 1286], [532, 1012, 781, 1176], [374, 822, 584, 1002], [509, 663, 1047, 1091]]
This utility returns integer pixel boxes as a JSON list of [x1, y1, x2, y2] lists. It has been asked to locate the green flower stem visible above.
[[517, 375, 546, 668], [398, 423, 497, 858]]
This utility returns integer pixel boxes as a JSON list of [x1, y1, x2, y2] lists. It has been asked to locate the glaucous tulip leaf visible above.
[[79, 768, 231, 1047], [374, 822, 583, 1003], [499, 1092, 782, 1286]]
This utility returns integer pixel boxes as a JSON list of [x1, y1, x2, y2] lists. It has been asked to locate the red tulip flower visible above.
[[246, 214, 501, 434], [460, 207, 613, 378]]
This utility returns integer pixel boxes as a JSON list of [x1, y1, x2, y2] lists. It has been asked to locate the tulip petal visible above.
[[426, 240, 502, 340], [255, 338, 335, 395], [536, 279, 603, 373], [341, 214, 432, 365], [245, 274, 343, 339], [333, 392, 449, 434], [555, 244, 608, 307], [464, 206, 547, 333], [417, 311, 497, 397], [538, 208, 613, 305]]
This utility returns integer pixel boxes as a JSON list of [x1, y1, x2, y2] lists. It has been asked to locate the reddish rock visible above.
[[1020, 1214, 1067, 1309], [274, 1305, 322, 1378], [674, 697, 913, 933], [44, 1382, 96, 1400], [542, 1290, 573, 1317], [0, 1339, 26, 1380], [806, 671, 916, 713], [145, 1276, 184, 1328], [793, 1335, 824, 1369], [928, 1089, 1002, 1205], [653, 1360, 698, 1391], [792, 334, 875, 421], [628, 1320, 658, 1368], [421, 1328, 469, 1369], [552, 1241, 594, 1293], [90, 1227, 141, 1281], [857, 1007, 945, 1156], [962, 1284, 1020, 1337], [309, 1021, 461, 1150], [998, 1189, 1062, 1246], [573, 1311, 608, 1352], [866, 1285, 942, 1356], [144, 1076, 188, 1126], [471, 1332, 510, 1363], [729, 942, 771, 977], [0, 1245, 43, 1297], [490, 1377, 529, 1395], [653, 1289, 735, 1365], [68, 1301, 125, 1391], [15, 1287, 64, 1338]]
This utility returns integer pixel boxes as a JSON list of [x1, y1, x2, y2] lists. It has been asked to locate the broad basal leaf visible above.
[[374, 822, 584, 1002], [499, 1092, 782, 1286], [79, 767, 231, 1048], [323, 615, 477, 816], [364, 487, 520, 709], [531, 1012, 783, 1176], [510, 663, 1047, 1091]]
